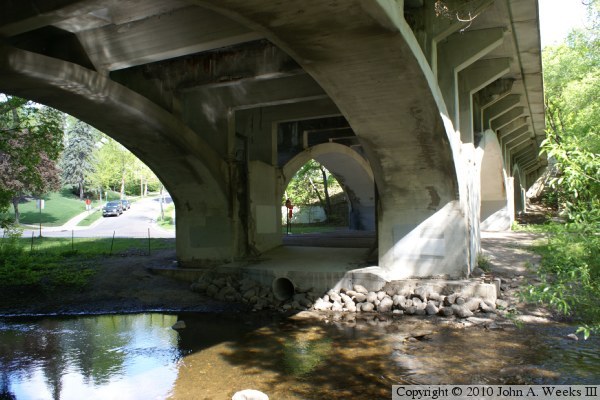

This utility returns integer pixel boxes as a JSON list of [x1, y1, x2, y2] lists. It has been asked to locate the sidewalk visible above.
[[20, 206, 104, 233]]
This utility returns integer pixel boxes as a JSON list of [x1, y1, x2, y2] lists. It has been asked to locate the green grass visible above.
[[17, 236, 175, 256], [10, 188, 99, 227], [77, 209, 103, 227], [282, 223, 345, 234], [0, 234, 175, 295], [521, 223, 600, 338], [157, 203, 175, 230]]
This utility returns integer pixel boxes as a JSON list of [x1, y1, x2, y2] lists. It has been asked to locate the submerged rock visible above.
[[232, 389, 269, 400], [171, 320, 186, 330]]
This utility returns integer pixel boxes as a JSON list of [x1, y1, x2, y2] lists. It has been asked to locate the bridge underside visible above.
[[0, 0, 545, 280]]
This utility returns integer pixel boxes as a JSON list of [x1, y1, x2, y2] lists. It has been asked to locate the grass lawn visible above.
[[281, 223, 344, 234], [157, 203, 175, 230], [77, 209, 103, 226], [11, 188, 96, 227], [11, 236, 175, 256], [0, 236, 175, 293]]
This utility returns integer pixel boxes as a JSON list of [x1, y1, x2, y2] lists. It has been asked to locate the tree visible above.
[[88, 136, 136, 200], [0, 95, 63, 225], [61, 119, 98, 199], [541, 5, 600, 226], [524, 1, 600, 338], [285, 160, 341, 219]]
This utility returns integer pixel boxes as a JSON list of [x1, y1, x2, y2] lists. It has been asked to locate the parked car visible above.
[[120, 199, 131, 210], [102, 201, 123, 217]]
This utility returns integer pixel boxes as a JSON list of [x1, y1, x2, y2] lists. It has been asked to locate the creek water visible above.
[[0, 312, 598, 399]]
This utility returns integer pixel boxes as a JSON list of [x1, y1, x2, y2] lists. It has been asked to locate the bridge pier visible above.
[[0, 0, 545, 281]]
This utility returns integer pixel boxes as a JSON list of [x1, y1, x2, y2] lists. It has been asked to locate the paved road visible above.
[[19, 197, 175, 239]]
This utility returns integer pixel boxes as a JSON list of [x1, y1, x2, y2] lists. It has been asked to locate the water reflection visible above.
[[0, 312, 599, 399], [0, 314, 179, 400]]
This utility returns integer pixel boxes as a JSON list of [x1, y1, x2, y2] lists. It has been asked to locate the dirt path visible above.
[[481, 231, 554, 324]]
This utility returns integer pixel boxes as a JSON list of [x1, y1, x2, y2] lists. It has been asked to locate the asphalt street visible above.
[[18, 196, 175, 239]]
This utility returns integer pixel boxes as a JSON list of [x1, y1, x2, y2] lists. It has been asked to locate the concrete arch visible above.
[[0, 44, 231, 263], [281, 143, 375, 231], [198, 0, 469, 277], [477, 130, 512, 231]]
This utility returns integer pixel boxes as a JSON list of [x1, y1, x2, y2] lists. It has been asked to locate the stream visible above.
[[0, 312, 598, 399]]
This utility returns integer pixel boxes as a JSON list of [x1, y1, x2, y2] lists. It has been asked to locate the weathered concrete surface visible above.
[[0, 0, 545, 278]]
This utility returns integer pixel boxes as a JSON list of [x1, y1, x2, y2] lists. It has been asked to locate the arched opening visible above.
[[282, 159, 348, 233], [0, 94, 176, 238], [281, 143, 376, 237]]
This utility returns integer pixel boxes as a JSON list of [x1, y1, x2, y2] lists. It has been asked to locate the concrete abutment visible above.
[[0, 0, 545, 282]]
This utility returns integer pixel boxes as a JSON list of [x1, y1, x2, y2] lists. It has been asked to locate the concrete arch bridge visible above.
[[0, 0, 545, 283]]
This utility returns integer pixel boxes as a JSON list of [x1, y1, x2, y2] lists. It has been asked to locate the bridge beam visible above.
[[437, 27, 505, 131], [458, 58, 510, 142], [482, 94, 521, 131]]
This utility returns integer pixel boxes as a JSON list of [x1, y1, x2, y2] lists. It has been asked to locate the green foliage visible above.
[[0, 242, 94, 290], [0, 237, 174, 294], [61, 119, 99, 199], [158, 203, 175, 230], [87, 134, 161, 198], [0, 95, 64, 225], [285, 160, 343, 213], [524, 1, 600, 337], [476, 253, 491, 272], [524, 229, 599, 336]]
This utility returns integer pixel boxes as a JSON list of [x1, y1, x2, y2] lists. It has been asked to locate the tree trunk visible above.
[[320, 165, 332, 216], [159, 185, 165, 220], [308, 176, 326, 217], [120, 175, 125, 199], [11, 196, 20, 224], [79, 181, 84, 200]]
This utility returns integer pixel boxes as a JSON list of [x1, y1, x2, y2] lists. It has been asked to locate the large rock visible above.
[[243, 288, 257, 300], [331, 301, 344, 312], [425, 301, 439, 315], [465, 297, 482, 312], [413, 287, 429, 301], [377, 297, 394, 312], [361, 302, 375, 312], [439, 306, 453, 317], [171, 320, 186, 330], [366, 292, 378, 304], [328, 290, 342, 303], [444, 293, 458, 306], [451, 304, 473, 318], [480, 300, 496, 313], [314, 299, 333, 311], [190, 282, 204, 293], [392, 295, 405, 306], [232, 389, 269, 400], [353, 284, 369, 294], [206, 284, 219, 297], [353, 293, 367, 303]]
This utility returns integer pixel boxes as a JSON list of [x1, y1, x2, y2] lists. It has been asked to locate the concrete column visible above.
[[377, 195, 468, 279]]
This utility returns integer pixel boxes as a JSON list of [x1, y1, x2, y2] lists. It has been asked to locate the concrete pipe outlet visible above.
[[272, 277, 295, 301]]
